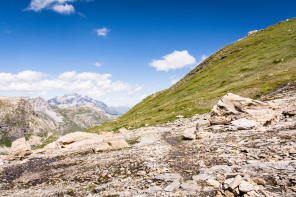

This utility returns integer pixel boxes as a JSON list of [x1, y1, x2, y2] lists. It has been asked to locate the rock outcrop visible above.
[[34, 132, 129, 154], [209, 93, 279, 126], [8, 138, 32, 160]]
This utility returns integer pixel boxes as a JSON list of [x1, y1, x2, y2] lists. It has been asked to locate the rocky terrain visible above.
[[0, 87, 295, 197]]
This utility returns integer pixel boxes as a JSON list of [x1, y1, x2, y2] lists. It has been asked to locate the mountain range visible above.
[[0, 94, 122, 146]]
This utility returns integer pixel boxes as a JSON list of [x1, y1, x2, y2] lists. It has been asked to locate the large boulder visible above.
[[56, 132, 109, 150], [94, 139, 130, 152], [209, 93, 278, 126], [35, 132, 128, 154], [182, 127, 197, 140], [35, 132, 108, 153], [8, 138, 32, 160]]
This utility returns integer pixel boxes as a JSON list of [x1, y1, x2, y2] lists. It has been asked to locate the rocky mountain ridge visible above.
[[0, 94, 118, 148]]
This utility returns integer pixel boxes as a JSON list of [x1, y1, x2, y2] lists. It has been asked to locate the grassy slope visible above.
[[87, 18, 296, 132]]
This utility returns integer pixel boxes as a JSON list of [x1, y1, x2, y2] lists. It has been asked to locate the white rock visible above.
[[231, 118, 259, 130], [223, 178, 234, 190], [154, 173, 182, 182], [182, 127, 196, 140], [209, 93, 278, 126], [239, 180, 254, 192], [248, 30, 258, 36]]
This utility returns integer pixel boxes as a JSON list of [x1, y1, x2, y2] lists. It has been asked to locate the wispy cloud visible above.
[[96, 27, 110, 37], [93, 62, 102, 67], [0, 70, 142, 99], [149, 50, 196, 72], [25, 0, 91, 15], [52, 3, 75, 15], [128, 86, 142, 95]]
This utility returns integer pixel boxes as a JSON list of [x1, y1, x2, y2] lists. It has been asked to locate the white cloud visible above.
[[128, 86, 143, 95], [16, 70, 46, 81], [96, 27, 110, 37], [52, 3, 75, 15], [0, 70, 141, 99], [25, 0, 88, 15], [149, 50, 196, 72], [94, 62, 102, 67]]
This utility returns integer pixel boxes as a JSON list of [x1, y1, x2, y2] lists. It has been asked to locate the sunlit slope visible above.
[[88, 17, 296, 132]]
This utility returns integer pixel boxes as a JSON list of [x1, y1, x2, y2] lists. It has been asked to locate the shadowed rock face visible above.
[[0, 96, 50, 142]]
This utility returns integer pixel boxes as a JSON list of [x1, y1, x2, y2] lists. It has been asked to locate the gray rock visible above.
[[94, 184, 108, 193], [154, 173, 182, 182], [163, 181, 180, 192], [270, 161, 295, 170], [144, 186, 162, 194], [180, 180, 200, 191], [209, 165, 232, 173], [192, 174, 211, 181]]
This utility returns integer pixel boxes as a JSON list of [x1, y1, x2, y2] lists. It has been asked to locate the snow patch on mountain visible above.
[[48, 93, 119, 115]]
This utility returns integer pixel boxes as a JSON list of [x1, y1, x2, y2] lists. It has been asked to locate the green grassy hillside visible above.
[[87, 17, 296, 132]]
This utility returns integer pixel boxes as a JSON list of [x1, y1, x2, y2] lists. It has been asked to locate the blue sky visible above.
[[0, 0, 295, 107]]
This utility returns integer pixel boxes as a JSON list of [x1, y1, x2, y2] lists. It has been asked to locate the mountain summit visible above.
[[48, 93, 119, 115]]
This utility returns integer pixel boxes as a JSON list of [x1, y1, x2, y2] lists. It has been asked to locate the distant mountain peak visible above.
[[48, 93, 120, 115]]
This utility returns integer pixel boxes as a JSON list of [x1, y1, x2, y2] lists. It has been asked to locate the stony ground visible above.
[[1, 92, 296, 196]]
